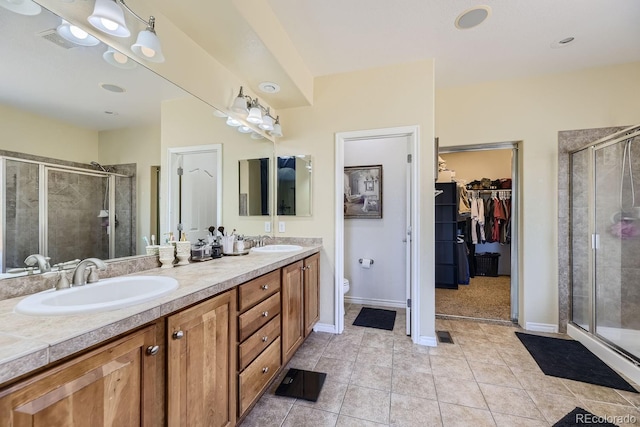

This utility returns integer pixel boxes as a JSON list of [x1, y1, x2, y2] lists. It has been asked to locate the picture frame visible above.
[[343, 165, 383, 219]]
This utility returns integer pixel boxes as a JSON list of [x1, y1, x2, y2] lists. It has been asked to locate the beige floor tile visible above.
[[526, 390, 586, 424], [392, 349, 431, 374], [295, 379, 348, 413], [479, 383, 545, 420], [469, 361, 522, 388], [429, 343, 466, 359], [332, 331, 365, 346], [282, 405, 339, 427], [435, 318, 453, 330], [492, 412, 550, 427], [341, 384, 391, 424], [511, 368, 573, 396], [287, 352, 321, 371], [324, 340, 360, 362], [362, 331, 395, 350], [239, 395, 294, 427], [562, 378, 633, 406], [447, 320, 486, 333], [460, 347, 506, 366], [314, 356, 355, 383], [616, 388, 640, 408], [297, 338, 330, 357], [434, 376, 488, 409], [583, 401, 640, 427], [439, 402, 496, 427], [336, 415, 388, 426], [430, 355, 474, 380], [389, 393, 442, 427], [356, 345, 393, 368], [350, 362, 392, 391], [392, 369, 437, 400], [392, 337, 423, 354], [496, 348, 541, 372]]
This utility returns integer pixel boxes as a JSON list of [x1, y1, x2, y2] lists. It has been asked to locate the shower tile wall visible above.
[[570, 149, 590, 330], [113, 163, 136, 258], [4, 161, 39, 270]]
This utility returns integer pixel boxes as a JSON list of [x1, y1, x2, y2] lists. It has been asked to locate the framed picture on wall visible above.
[[343, 165, 383, 219]]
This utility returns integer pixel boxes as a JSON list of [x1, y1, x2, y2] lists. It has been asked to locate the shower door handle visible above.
[[591, 234, 600, 250]]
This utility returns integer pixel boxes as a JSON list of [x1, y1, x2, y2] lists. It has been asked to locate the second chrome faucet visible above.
[[71, 258, 107, 287]]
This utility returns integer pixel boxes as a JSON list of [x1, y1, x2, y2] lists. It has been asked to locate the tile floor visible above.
[[240, 304, 640, 427]]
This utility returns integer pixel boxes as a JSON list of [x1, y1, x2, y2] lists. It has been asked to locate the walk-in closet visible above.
[[435, 146, 517, 322]]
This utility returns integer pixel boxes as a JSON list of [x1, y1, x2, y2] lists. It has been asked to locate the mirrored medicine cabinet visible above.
[[276, 155, 312, 217]]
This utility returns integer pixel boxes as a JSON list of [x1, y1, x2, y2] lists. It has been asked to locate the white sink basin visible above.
[[15, 276, 179, 316], [251, 244, 303, 253]]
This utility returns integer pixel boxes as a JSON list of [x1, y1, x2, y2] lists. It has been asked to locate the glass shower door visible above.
[[593, 137, 640, 360]]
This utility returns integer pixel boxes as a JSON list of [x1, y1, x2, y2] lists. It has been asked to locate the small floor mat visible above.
[[274, 368, 327, 402], [553, 407, 619, 426], [515, 332, 637, 393], [353, 307, 396, 331]]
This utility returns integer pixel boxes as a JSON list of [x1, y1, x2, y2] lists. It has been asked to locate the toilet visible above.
[[343, 278, 350, 315]]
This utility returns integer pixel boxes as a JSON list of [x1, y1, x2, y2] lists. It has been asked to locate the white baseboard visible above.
[[525, 322, 558, 333], [568, 323, 640, 385], [313, 323, 338, 334], [418, 335, 437, 347], [344, 296, 405, 309]]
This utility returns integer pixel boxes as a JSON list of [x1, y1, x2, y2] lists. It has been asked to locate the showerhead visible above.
[[90, 161, 113, 172]]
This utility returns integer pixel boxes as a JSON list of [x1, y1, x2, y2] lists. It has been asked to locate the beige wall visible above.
[[439, 150, 512, 183], [436, 61, 640, 330], [160, 97, 275, 238], [0, 104, 98, 162], [276, 60, 436, 338], [99, 125, 161, 255]]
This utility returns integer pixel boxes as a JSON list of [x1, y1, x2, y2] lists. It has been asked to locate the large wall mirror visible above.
[[277, 155, 312, 216], [0, 3, 273, 279]]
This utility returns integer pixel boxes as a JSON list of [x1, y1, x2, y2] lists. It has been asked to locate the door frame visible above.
[[166, 144, 222, 243], [335, 126, 420, 341], [438, 141, 521, 322]]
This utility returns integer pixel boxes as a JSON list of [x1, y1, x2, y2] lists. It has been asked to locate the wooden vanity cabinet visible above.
[[0, 324, 160, 427], [282, 254, 320, 365], [236, 270, 282, 417], [166, 289, 236, 427]]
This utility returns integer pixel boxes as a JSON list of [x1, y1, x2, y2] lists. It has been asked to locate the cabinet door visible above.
[[303, 253, 320, 337], [167, 290, 236, 427], [0, 325, 159, 427], [281, 260, 304, 364]]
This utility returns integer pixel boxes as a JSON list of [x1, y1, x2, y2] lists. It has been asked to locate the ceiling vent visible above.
[[37, 29, 78, 50]]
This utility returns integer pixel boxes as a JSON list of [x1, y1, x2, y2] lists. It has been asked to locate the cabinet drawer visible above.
[[238, 292, 280, 341], [239, 315, 281, 370], [238, 270, 280, 312], [238, 337, 281, 416]]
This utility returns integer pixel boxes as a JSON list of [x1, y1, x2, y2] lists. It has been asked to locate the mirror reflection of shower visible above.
[[91, 161, 112, 221]]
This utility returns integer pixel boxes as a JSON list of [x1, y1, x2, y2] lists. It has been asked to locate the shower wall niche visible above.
[[1, 153, 135, 274], [570, 125, 640, 362]]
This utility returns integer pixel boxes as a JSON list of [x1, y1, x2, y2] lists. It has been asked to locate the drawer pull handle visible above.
[[262, 311, 269, 317], [262, 367, 269, 374], [261, 336, 268, 342], [172, 330, 184, 340], [261, 284, 269, 290], [146, 345, 160, 356]]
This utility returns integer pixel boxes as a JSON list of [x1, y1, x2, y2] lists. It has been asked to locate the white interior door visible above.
[[405, 151, 412, 335]]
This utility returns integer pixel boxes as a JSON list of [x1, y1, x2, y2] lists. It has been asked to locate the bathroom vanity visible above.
[[0, 244, 321, 426]]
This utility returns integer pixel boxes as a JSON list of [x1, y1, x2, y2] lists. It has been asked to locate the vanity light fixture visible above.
[[0, 0, 41, 16], [226, 117, 241, 127], [237, 125, 252, 134], [88, 0, 164, 63], [228, 86, 283, 138], [103, 46, 137, 69], [57, 20, 100, 46]]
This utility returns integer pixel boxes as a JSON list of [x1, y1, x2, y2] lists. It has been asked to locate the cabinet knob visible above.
[[262, 367, 269, 374], [172, 330, 184, 340], [261, 336, 268, 342], [261, 284, 269, 290], [146, 345, 160, 356], [262, 311, 269, 317]]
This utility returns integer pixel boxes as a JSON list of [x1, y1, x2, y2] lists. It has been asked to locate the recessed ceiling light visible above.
[[551, 37, 576, 49], [258, 82, 280, 94], [100, 83, 126, 93], [455, 5, 491, 30]]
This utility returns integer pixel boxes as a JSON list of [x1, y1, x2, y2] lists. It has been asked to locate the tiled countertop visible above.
[[0, 244, 321, 386]]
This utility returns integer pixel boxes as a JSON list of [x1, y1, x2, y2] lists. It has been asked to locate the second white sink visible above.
[[15, 276, 179, 316], [251, 244, 303, 253]]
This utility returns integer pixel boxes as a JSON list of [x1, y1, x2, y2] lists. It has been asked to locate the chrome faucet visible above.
[[24, 254, 51, 273], [71, 258, 107, 286]]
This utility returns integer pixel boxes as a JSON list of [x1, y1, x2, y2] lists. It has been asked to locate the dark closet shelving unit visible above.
[[435, 182, 458, 289]]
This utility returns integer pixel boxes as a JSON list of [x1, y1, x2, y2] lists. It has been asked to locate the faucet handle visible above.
[[87, 266, 100, 284]]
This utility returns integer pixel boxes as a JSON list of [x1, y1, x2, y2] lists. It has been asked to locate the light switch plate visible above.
[[278, 221, 285, 233], [264, 221, 271, 232]]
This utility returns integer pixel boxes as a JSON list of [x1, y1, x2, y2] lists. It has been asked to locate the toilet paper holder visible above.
[[358, 258, 374, 265]]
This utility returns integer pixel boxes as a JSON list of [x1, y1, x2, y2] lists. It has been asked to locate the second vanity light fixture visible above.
[[230, 87, 283, 138], [88, 0, 164, 63]]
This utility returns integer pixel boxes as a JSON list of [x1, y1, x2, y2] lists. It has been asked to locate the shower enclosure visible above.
[[570, 125, 640, 363], [0, 156, 134, 274]]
